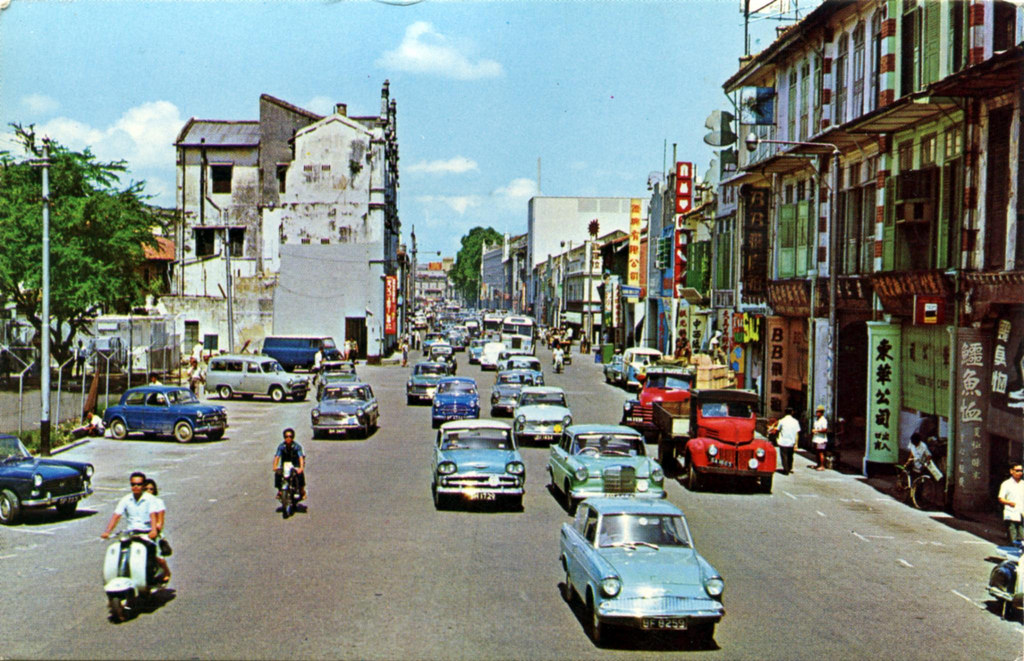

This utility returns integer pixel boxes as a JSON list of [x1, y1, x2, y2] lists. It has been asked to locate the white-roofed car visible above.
[[512, 386, 572, 446]]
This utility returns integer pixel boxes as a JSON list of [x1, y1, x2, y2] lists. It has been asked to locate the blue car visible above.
[[560, 498, 724, 647], [103, 385, 228, 443], [432, 419, 524, 510], [0, 434, 94, 524], [431, 377, 480, 428]]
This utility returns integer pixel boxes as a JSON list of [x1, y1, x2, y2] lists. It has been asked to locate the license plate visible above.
[[642, 617, 687, 630], [56, 496, 76, 505], [470, 492, 496, 501]]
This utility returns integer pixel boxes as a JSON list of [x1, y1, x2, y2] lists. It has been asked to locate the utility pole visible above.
[[224, 230, 235, 354], [38, 140, 52, 456]]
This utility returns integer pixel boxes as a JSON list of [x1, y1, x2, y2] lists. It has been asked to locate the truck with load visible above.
[[621, 364, 694, 438]]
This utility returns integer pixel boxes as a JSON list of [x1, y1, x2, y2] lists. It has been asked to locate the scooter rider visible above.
[[273, 428, 306, 501], [100, 472, 166, 580], [553, 345, 565, 372]]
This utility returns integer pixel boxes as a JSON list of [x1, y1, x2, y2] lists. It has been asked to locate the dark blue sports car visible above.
[[0, 434, 94, 525]]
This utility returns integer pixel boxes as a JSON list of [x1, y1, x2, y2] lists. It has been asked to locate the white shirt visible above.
[[776, 415, 801, 448], [909, 442, 931, 470], [114, 492, 158, 532], [999, 477, 1024, 522], [812, 414, 828, 445]]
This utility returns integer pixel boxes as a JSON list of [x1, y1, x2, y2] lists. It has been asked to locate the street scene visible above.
[[1, 0, 1024, 658]]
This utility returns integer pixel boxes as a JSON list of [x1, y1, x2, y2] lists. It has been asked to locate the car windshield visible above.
[[165, 389, 199, 405], [261, 361, 285, 373], [322, 339, 337, 350], [509, 359, 539, 370], [574, 434, 645, 456], [646, 374, 691, 390], [432, 347, 453, 356], [700, 401, 754, 418], [520, 392, 566, 407], [441, 429, 513, 451], [0, 436, 30, 461], [323, 386, 367, 401], [415, 365, 446, 376], [598, 514, 691, 548], [498, 373, 525, 385], [439, 381, 476, 395]]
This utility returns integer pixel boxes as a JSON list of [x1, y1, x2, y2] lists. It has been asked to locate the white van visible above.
[[206, 355, 310, 402], [479, 342, 507, 371]]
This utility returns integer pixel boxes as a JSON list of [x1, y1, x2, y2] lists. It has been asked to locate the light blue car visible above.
[[559, 498, 724, 647], [431, 420, 525, 510]]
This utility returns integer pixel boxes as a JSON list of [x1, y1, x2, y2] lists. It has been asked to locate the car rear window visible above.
[[124, 391, 146, 406]]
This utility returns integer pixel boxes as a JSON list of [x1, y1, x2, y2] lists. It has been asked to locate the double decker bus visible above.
[[501, 315, 536, 354]]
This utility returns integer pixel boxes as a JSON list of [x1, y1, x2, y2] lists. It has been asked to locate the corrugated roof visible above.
[[143, 236, 175, 261], [175, 119, 260, 147]]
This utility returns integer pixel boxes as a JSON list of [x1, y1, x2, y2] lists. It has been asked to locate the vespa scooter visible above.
[[103, 531, 167, 622]]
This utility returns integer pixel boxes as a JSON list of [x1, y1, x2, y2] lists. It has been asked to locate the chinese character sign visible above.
[[865, 322, 900, 464], [673, 229, 689, 298], [675, 162, 693, 214], [742, 187, 769, 297], [955, 327, 991, 503], [627, 198, 642, 299], [765, 316, 788, 417], [384, 275, 398, 335]]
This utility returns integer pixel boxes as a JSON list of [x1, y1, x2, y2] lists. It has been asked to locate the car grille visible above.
[[205, 412, 227, 427], [708, 445, 756, 468], [601, 596, 723, 617], [410, 385, 431, 394], [435, 403, 475, 415], [603, 465, 637, 493], [444, 474, 519, 489], [319, 412, 353, 421], [47, 475, 84, 496]]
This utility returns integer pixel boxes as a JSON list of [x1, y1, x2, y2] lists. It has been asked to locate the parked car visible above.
[[431, 377, 480, 428], [548, 424, 665, 514], [467, 339, 488, 365], [603, 354, 626, 386], [0, 434, 94, 524], [431, 419, 524, 510], [512, 386, 572, 445], [406, 361, 450, 404], [206, 354, 309, 402], [103, 385, 228, 443], [260, 335, 341, 372], [311, 382, 379, 439], [621, 347, 663, 391], [316, 360, 359, 399], [479, 341, 506, 371], [622, 366, 694, 437], [490, 369, 541, 417], [560, 497, 724, 646]]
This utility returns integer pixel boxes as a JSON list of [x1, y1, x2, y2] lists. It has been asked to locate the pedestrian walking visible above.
[[776, 408, 801, 475], [401, 341, 409, 367], [998, 464, 1024, 544], [187, 357, 204, 397], [811, 405, 829, 470]]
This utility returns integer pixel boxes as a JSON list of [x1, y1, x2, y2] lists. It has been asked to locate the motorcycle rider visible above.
[[273, 428, 306, 502], [100, 472, 165, 580], [553, 345, 565, 373]]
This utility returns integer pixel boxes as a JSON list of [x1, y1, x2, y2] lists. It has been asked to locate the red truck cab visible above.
[[621, 367, 694, 437]]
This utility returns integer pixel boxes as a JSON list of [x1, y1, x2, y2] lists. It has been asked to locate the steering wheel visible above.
[[578, 447, 600, 456]]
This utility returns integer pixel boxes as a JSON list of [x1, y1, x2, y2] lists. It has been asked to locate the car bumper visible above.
[[432, 412, 480, 424], [596, 596, 724, 628], [313, 419, 364, 432], [569, 486, 666, 500], [696, 465, 773, 477], [407, 388, 437, 400], [516, 424, 564, 441], [23, 486, 93, 508], [437, 474, 524, 499]]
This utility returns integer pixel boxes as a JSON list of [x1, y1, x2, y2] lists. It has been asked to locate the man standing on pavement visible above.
[[998, 464, 1024, 544], [812, 404, 829, 471], [776, 407, 801, 475]]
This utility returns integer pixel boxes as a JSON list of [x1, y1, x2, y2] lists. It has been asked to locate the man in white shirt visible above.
[[812, 405, 829, 471], [100, 471, 159, 540], [776, 408, 801, 475], [998, 464, 1024, 544]]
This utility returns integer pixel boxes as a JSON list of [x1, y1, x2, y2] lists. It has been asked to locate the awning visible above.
[[562, 311, 582, 324], [929, 45, 1024, 98], [846, 93, 961, 134]]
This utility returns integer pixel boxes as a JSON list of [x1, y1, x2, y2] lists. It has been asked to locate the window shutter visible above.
[[779, 204, 797, 278], [796, 200, 810, 276], [923, 1, 941, 85], [882, 176, 896, 270]]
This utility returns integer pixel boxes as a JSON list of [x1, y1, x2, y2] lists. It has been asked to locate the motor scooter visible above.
[[278, 462, 301, 519], [102, 531, 167, 622], [988, 543, 1023, 618]]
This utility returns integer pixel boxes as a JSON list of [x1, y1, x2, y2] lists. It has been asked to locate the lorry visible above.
[[652, 388, 776, 493], [621, 364, 695, 438]]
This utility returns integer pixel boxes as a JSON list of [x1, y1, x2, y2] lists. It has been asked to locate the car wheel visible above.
[[588, 593, 605, 646], [406, 395, 415, 406], [293, 393, 307, 402], [56, 499, 79, 516], [0, 489, 22, 525], [687, 460, 702, 492], [432, 484, 449, 510], [269, 386, 285, 403], [206, 430, 224, 441], [109, 418, 128, 440], [758, 474, 773, 494], [563, 480, 577, 515], [561, 566, 576, 604], [689, 622, 715, 648], [217, 385, 232, 400], [108, 596, 126, 623], [173, 421, 194, 443]]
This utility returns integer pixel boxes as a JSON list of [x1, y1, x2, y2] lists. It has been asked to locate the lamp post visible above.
[[745, 133, 841, 439]]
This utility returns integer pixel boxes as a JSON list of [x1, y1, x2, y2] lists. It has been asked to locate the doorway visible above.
[[345, 317, 367, 360]]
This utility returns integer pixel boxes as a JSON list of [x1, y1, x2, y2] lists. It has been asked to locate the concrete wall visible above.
[[159, 274, 275, 355]]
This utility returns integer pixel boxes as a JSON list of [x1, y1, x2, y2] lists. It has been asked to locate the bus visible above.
[[482, 312, 504, 336], [501, 315, 536, 354]]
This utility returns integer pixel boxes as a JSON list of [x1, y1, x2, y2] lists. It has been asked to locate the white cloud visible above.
[[415, 194, 481, 215], [21, 93, 60, 115], [377, 22, 503, 80], [492, 177, 537, 201], [407, 156, 478, 175], [304, 96, 335, 116]]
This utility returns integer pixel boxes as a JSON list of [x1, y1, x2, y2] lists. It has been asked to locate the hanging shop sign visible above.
[[865, 322, 900, 464], [675, 162, 693, 215], [384, 275, 398, 335], [955, 328, 991, 507], [673, 229, 690, 299], [988, 312, 1024, 440], [627, 199, 642, 300], [765, 317, 788, 418], [742, 187, 769, 297]]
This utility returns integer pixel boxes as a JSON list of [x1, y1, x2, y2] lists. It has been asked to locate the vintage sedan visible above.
[[0, 434, 94, 524], [103, 385, 228, 443], [316, 360, 359, 398], [512, 386, 572, 445], [548, 424, 665, 513], [603, 354, 626, 386], [311, 382, 379, 439], [406, 361, 450, 404], [490, 369, 541, 417], [422, 332, 446, 352], [431, 419, 524, 510], [431, 377, 480, 428], [560, 498, 724, 646], [467, 339, 488, 365], [429, 343, 458, 373]]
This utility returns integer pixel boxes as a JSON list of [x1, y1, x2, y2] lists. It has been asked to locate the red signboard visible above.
[[675, 161, 693, 214], [673, 229, 689, 298], [913, 295, 946, 325], [385, 275, 398, 335]]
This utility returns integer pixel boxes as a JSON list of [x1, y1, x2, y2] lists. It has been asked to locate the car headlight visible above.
[[506, 461, 525, 475], [562, 415, 572, 427], [356, 408, 365, 418], [574, 466, 588, 481], [311, 410, 320, 419], [33, 473, 43, 487], [651, 467, 664, 482], [437, 462, 457, 475], [600, 577, 622, 597], [707, 444, 719, 457], [704, 577, 725, 597], [85, 465, 94, 478], [623, 401, 631, 411], [756, 447, 766, 459], [407, 380, 413, 388]]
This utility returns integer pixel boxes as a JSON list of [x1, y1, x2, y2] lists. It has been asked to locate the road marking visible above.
[[961, 540, 991, 545], [853, 532, 869, 542], [208, 499, 217, 503], [867, 535, 894, 540], [92, 486, 126, 492], [816, 510, 826, 517], [839, 498, 864, 503], [0, 554, 17, 559], [951, 589, 985, 610], [898, 558, 914, 568], [6, 528, 54, 535], [781, 490, 797, 500]]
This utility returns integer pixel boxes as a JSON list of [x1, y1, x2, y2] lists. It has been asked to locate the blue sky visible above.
[[0, 0, 787, 256]]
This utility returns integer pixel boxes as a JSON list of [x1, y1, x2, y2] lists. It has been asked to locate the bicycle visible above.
[[911, 473, 944, 510], [893, 464, 913, 503]]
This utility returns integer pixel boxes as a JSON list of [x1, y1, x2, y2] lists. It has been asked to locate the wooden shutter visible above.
[[882, 176, 895, 270], [923, 1, 941, 85], [779, 204, 797, 278], [796, 200, 810, 276]]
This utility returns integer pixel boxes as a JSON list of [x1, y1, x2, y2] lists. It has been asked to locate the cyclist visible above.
[[905, 433, 932, 479]]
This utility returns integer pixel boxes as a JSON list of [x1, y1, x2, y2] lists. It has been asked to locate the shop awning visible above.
[[929, 45, 1024, 98], [846, 93, 961, 134]]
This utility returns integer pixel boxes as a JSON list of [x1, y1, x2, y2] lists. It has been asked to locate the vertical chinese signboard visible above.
[[955, 327, 991, 510], [627, 199, 642, 301], [865, 322, 900, 464], [675, 162, 693, 214], [989, 313, 1024, 440], [384, 275, 398, 335], [742, 187, 769, 297], [766, 317, 788, 418], [673, 228, 690, 298]]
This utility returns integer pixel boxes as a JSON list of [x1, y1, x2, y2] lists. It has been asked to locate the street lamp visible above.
[[745, 132, 840, 438]]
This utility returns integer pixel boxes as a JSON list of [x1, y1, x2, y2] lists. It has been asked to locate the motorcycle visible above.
[[102, 531, 167, 622], [988, 543, 1023, 618], [278, 462, 302, 518]]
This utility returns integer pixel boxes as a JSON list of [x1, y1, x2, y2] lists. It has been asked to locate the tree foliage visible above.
[[0, 124, 159, 362], [449, 226, 503, 304]]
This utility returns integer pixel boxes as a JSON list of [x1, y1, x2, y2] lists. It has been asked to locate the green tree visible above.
[[0, 124, 158, 363], [450, 226, 502, 304]]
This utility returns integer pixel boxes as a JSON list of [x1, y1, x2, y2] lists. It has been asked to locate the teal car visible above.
[[548, 424, 665, 514], [431, 419, 525, 510], [560, 498, 724, 646], [406, 361, 449, 405]]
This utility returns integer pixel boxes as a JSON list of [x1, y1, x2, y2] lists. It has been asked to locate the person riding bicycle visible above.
[[552, 345, 565, 371], [273, 428, 306, 501], [905, 433, 933, 479]]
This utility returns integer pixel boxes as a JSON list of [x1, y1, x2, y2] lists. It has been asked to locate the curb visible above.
[[50, 437, 92, 455]]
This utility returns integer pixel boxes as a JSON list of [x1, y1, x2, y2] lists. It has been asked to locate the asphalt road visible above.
[[1, 346, 1021, 660]]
